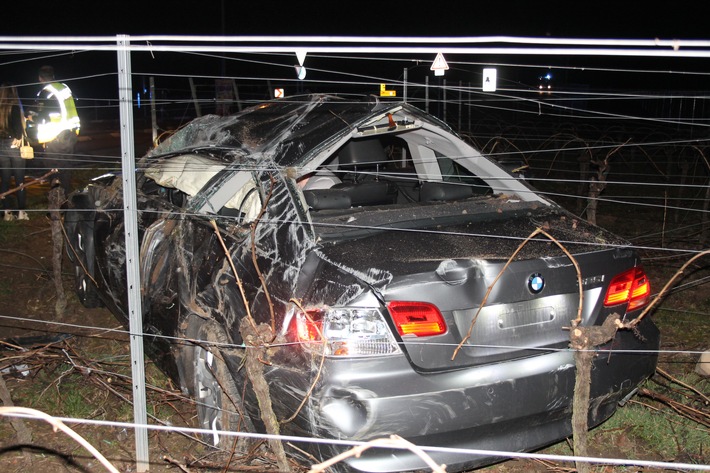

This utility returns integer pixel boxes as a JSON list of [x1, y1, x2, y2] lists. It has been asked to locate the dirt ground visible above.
[[0, 180, 273, 472], [0, 132, 257, 472], [0, 163, 708, 472]]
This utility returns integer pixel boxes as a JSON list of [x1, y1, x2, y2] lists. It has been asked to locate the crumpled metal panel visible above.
[[146, 95, 382, 167], [70, 94, 660, 473]]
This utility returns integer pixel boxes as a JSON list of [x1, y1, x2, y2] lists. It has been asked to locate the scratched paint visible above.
[[64, 95, 660, 473]]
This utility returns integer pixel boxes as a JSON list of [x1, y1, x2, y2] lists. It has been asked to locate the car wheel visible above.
[[63, 209, 79, 263], [73, 218, 101, 308], [74, 259, 101, 308], [64, 196, 101, 308], [192, 321, 253, 451], [63, 194, 95, 262]]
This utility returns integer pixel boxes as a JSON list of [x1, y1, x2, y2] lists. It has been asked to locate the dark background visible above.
[[2, 1, 709, 127], [5, 1, 710, 38]]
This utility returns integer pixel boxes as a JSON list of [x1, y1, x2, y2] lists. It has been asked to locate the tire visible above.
[[74, 258, 101, 308], [190, 320, 253, 451], [63, 194, 94, 262], [63, 208, 80, 263], [64, 196, 101, 308]]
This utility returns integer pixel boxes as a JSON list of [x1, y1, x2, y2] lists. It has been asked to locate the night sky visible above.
[[5, 1, 710, 38], [2, 1, 709, 104], [2, 0, 708, 39]]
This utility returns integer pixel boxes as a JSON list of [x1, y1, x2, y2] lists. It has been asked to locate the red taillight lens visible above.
[[604, 267, 651, 311], [387, 301, 447, 337]]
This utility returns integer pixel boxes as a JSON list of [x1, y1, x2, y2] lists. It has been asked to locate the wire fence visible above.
[[0, 35, 709, 472]]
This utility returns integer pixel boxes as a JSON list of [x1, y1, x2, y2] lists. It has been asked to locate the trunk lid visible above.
[[315, 201, 638, 370]]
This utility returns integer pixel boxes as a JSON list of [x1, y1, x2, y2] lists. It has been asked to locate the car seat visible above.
[[331, 139, 395, 206]]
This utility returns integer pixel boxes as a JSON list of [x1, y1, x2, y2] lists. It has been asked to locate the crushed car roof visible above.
[[146, 94, 452, 167]]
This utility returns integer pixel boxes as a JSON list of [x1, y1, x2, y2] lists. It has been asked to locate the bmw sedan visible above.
[[64, 94, 659, 472]]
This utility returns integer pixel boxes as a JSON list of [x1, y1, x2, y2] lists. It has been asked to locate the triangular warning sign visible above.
[[430, 52, 449, 72]]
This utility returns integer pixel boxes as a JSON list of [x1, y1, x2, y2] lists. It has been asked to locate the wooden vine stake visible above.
[[568, 313, 623, 473], [450, 226, 614, 472], [209, 174, 291, 472], [239, 318, 291, 472], [48, 178, 67, 316], [570, 247, 710, 473]]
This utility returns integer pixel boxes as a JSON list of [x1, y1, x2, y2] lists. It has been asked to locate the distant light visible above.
[[136, 92, 140, 109], [545, 73, 552, 80]]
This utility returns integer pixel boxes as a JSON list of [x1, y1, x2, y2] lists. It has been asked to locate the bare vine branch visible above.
[[280, 298, 327, 425], [624, 248, 710, 329], [0, 169, 58, 200], [210, 219, 257, 332], [452, 227, 583, 360], [250, 175, 277, 333]]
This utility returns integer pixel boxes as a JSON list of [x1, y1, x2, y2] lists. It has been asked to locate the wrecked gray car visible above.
[[64, 94, 659, 472]]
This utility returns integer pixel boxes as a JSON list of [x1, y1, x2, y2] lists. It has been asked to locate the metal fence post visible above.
[[116, 34, 150, 472]]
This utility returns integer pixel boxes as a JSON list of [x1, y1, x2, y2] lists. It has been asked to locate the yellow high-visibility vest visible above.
[[36, 82, 81, 143]]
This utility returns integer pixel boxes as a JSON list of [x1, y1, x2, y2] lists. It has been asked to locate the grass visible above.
[[6, 335, 187, 427], [0, 221, 29, 298], [0, 280, 11, 298], [0, 220, 24, 244], [13, 365, 98, 420], [479, 369, 709, 473], [596, 385, 709, 463], [654, 307, 710, 350]]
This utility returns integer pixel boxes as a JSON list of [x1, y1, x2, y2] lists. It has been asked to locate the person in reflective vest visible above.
[[30, 65, 81, 192]]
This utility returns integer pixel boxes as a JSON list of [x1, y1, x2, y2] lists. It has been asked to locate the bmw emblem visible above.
[[528, 273, 545, 294]]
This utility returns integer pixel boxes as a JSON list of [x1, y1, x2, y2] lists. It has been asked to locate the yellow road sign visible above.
[[380, 83, 396, 97]]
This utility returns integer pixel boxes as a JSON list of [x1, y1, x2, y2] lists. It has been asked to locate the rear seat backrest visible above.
[[303, 189, 352, 210], [420, 181, 475, 202], [338, 139, 387, 181], [332, 181, 392, 206], [313, 138, 393, 207]]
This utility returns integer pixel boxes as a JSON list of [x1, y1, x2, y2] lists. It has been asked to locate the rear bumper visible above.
[[305, 317, 659, 473]]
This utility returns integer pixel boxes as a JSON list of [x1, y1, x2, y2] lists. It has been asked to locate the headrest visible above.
[[338, 139, 386, 166]]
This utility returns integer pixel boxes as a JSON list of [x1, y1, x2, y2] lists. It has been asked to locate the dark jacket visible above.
[[1, 105, 23, 140]]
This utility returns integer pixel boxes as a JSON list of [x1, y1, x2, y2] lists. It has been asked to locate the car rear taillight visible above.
[[387, 301, 447, 337], [291, 307, 402, 357], [604, 267, 651, 311]]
